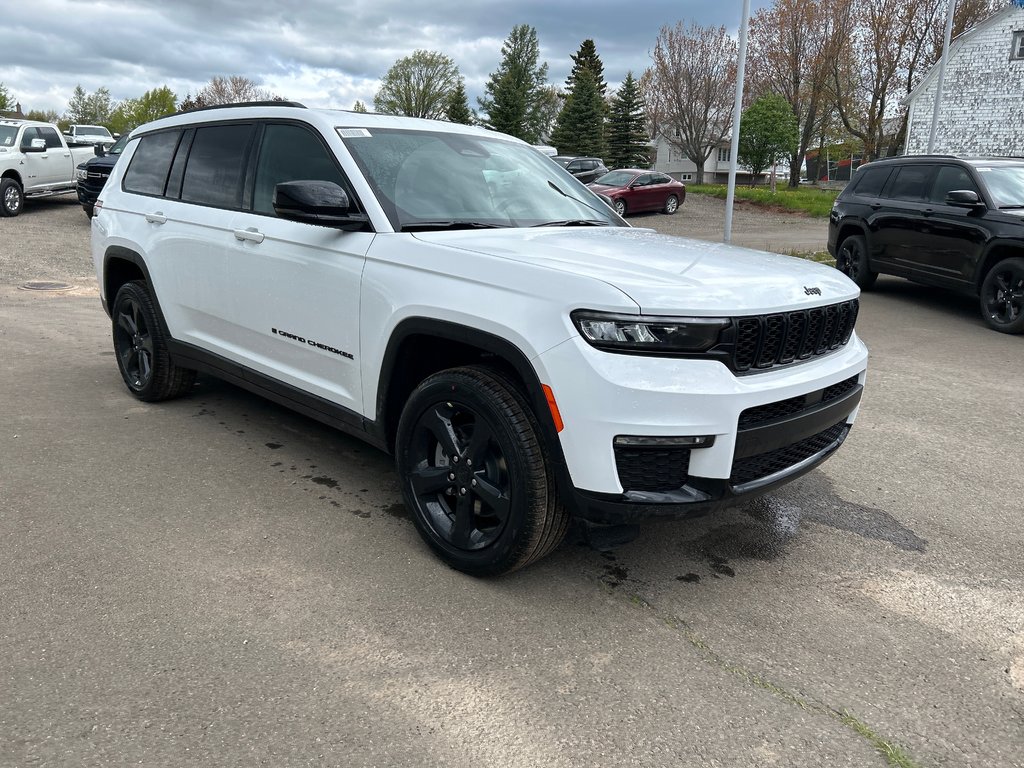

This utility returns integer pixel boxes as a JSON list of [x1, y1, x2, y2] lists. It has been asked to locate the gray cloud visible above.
[[5, 0, 770, 114]]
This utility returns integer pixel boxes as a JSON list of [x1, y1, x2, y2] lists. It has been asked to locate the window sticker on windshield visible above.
[[338, 128, 371, 138]]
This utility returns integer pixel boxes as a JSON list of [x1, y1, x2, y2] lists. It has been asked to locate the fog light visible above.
[[613, 435, 715, 448]]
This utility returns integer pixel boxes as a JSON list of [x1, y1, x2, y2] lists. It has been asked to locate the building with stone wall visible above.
[[904, 4, 1024, 156]]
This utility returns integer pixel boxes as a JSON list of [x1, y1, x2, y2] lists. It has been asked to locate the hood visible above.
[[588, 183, 625, 193], [412, 228, 858, 315], [83, 153, 120, 171]]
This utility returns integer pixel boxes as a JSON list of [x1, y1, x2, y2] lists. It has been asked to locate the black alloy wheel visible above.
[[836, 234, 877, 290], [111, 281, 196, 401], [396, 366, 568, 575], [980, 257, 1024, 334]]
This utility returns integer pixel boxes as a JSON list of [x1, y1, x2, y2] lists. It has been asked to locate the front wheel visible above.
[[613, 199, 626, 217], [979, 257, 1024, 334], [395, 366, 569, 576], [1, 178, 23, 217], [111, 281, 196, 401], [663, 195, 679, 215], [836, 234, 877, 290], [83, 203, 95, 220]]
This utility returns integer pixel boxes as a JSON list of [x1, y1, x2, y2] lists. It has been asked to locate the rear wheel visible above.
[[663, 195, 679, 215], [395, 366, 569, 576], [979, 257, 1024, 334], [1, 178, 23, 217], [111, 281, 196, 401], [836, 234, 877, 290], [613, 198, 626, 217]]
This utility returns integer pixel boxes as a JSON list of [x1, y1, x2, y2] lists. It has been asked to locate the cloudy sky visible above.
[[4, 0, 771, 115]]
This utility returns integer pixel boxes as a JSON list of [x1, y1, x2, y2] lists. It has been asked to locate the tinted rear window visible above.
[[181, 124, 255, 209], [850, 166, 891, 197], [123, 131, 181, 196], [887, 165, 934, 202]]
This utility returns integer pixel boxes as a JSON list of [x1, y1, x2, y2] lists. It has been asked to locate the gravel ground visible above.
[[0, 191, 828, 293]]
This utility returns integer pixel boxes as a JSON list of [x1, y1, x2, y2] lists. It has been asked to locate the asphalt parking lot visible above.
[[1, 197, 1022, 767]]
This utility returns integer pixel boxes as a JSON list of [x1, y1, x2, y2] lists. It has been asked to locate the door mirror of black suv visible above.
[[273, 180, 370, 231], [94, 144, 107, 157], [946, 189, 985, 208]]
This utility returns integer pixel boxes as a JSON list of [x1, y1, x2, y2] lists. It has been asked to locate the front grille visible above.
[[614, 445, 691, 492], [730, 422, 847, 486], [732, 300, 859, 373], [738, 375, 860, 429]]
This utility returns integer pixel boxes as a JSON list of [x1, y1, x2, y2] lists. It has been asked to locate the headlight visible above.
[[76, 167, 88, 180], [571, 310, 729, 354]]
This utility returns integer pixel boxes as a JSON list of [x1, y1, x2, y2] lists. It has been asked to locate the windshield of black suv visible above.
[[107, 134, 129, 155], [976, 166, 1024, 208], [339, 127, 623, 230], [0, 126, 18, 147], [77, 125, 112, 137]]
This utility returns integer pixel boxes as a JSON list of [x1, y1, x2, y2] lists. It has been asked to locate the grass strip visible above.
[[689, 184, 840, 218]]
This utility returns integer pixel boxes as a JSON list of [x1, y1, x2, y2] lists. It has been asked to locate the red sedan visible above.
[[588, 169, 686, 217]]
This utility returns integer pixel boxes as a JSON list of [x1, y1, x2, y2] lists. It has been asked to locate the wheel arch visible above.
[[976, 242, 1024, 291], [1, 169, 23, 186], [101, 247, 172, 338]]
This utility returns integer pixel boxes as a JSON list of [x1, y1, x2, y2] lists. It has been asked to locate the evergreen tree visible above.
[[0, 82, 12, 112], [550, 68, 606, 158], [478, 24, 550, 143], [351, 100, 368, 113], [565, 39, 607, 98], [65, 85, 114, 125], [444, 81, 473, 125], [605, 72, 650, 169]]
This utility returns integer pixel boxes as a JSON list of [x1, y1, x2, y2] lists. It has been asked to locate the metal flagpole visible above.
[[724, 0, 751, 244], [928, 0, 956, 153]]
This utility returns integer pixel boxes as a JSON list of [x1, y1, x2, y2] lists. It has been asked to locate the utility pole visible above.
[[724, 0, 751, 244], [928, 0, 956, 153]]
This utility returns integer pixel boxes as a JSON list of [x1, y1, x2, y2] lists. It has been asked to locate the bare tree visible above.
[[748, 0, 834, 186], [374, 50, 463, 119], [196, 75, 275, 106], [645, 22, 737, 183]]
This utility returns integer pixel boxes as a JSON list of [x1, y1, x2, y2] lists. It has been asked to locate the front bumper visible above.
[[535, 334, 868, 523]]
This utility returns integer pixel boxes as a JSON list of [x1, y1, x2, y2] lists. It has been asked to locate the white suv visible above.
[[91, 103, 868, 575]]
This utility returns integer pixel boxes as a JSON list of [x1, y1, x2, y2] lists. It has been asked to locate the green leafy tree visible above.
[[374, 50, 462, 119], [550, 68, 606, 158], [565, 39, 607, 98], [444, 81, 473, 125], [109, 86, 178, 134], [738, 94, 799, 189], [25, 109, 61, 124], [605, 72, 650, 169], [478, 24, 550, 143], [351, 100, 368, 113], [0, 82, 12, 111], [65, 85, 114, 125]]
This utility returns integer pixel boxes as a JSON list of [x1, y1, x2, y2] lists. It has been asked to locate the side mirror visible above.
[[23, 138, 47, 153], [94, 144, 107, 157], [273, 180, 370, 231], [945, 189, 984, 208]]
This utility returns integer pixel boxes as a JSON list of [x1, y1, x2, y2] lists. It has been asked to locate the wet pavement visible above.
[[1, 201, 1022, 767]]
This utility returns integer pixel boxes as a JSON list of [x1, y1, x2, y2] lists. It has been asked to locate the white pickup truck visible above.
[[1, 119, 97, 216]]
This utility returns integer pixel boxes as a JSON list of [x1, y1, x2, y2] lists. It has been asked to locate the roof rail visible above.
[[175, 100, 307, 116]]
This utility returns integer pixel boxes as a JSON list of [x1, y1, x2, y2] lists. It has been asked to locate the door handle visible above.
[[870, 203, 881, 210], [923, 208, 934, 216], [233, 227, 265, 244], [145, 212, 167, 224]]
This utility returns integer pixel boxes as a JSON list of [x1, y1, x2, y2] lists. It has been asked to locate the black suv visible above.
[[828, 155, 1024, 333], [551, 156, 608, 184], [76, 133, 128, 219]]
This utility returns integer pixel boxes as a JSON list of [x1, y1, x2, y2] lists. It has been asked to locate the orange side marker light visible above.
[[542, 384, 564, 433]]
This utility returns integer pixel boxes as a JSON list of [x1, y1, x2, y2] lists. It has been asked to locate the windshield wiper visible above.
[[401, 220, 508, 232], [998, 205, 1024, 210], [546, 180, 617, 220], [532, 219, 608, 227]]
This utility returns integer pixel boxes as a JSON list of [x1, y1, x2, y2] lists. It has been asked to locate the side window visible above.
[[583, 159, 598, 171], [37, 127, 62, 149], [886, 165, 934, 202], [19, 127, 39, 150], [181, 123, 256, 209], [634, 174, 654, 187], [567, 161, 581, 172], [252, 124, 349, 215], [850, 166, 891, 198], [652, 174, 671, 185], [123, 130, 181, 196], [930, 166, 979, 203]]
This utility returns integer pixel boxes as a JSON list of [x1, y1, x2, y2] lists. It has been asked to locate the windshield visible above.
[[77, 126, 111, 137], [977, 166, 1024, 208], [339, 127, 623, 230], [594, 170, 637, 187], [0, 126, 17, 147], [107, 134, 129, 155]]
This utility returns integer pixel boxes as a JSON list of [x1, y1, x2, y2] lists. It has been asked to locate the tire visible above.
[[83, 204, 95, 220], [835, 234, 877, 290], [613, 198, 626, 217], [663, 195, 679, 215], [111, 280, 196, 401], [395, 365, 569, 576], [1, 178, 24, 217], [979, 257, 1024, 334]]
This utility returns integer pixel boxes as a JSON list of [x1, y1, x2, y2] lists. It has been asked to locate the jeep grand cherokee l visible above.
[[829, 155, 1024, 333], [92, 103, 868, 575]]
